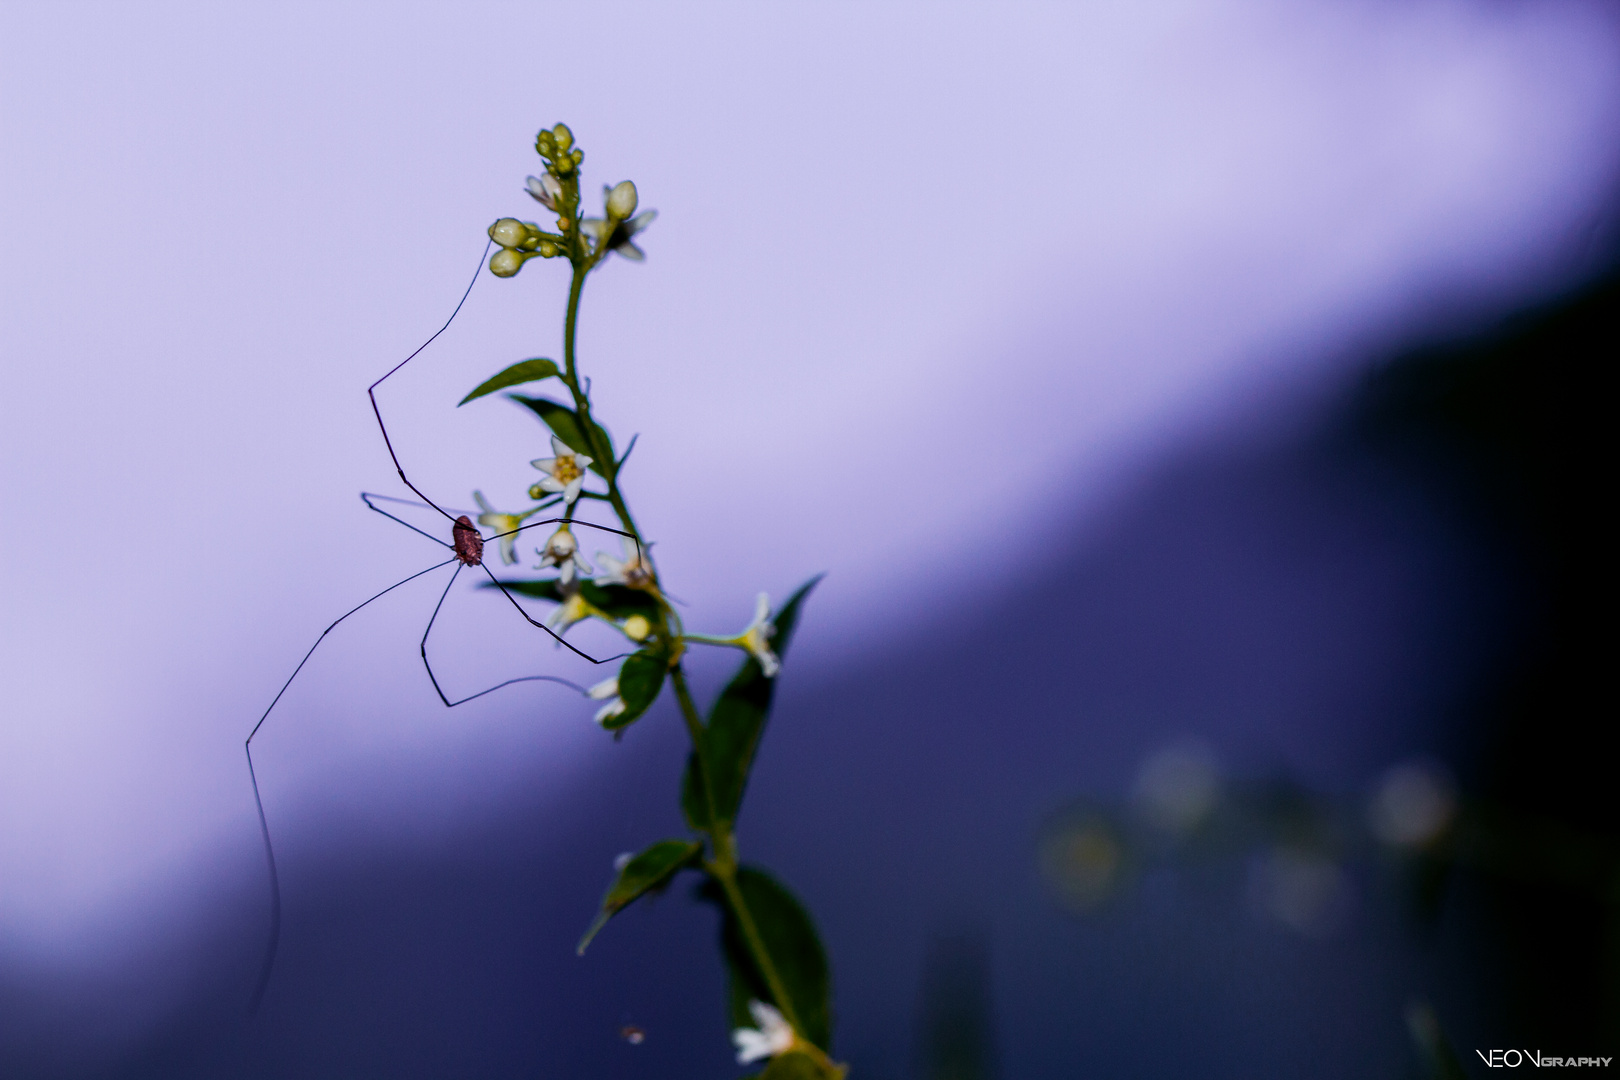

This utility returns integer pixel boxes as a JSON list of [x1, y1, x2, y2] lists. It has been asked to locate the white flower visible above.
[[471, 491, 533, 566], [738, 593, 780, 677], [732, 1000, 795, 1065], [530, 434, 594, 505], [534, 523, 594, 584], [545, 588, 595, 635], [582, 207, 658, 262], [587, 675, 626, 725], [525, 173, 563, 211], [594, 536, 656, 590]]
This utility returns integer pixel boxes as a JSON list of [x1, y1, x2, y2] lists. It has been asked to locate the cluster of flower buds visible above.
[[487, 217, 559, 277], [535, 122, 582, 176]]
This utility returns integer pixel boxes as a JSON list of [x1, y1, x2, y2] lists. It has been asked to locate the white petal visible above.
[[563, 477, 584, 504], [593, 698, 627, 725], [573, 452, 593, 469], [732, 1030, 772, 1065], [531, 456, 558, 472], [754, 593, 771, 624], [472, 490, 494, 512], [616, 242, 645, 262], [587, 676, 619, 700], [550, 434, 570, 457], [628, 209, 658, 233], [559, 561, 576, 584]]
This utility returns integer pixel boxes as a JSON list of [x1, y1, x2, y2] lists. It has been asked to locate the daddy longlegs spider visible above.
[[244, 241, 641, 1011]]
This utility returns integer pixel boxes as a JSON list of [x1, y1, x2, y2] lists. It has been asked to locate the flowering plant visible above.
[[467, 123, 843, 1080]]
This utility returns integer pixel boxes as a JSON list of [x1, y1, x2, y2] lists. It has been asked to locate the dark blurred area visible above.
[[3, 256, 1615, 1077]]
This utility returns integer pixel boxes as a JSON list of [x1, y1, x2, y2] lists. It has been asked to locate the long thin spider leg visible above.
[[359, 495, 473, 518], [486, 516, 644, 560], [418, 563, 589, 706], [367, 239, 493, 525], [244, 555, 457, 1014], [361, 493, 453, 549], [477, 562, 631, 666]]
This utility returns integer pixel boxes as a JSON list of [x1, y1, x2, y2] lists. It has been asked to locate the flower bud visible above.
[[552, 123, 573, 151], [536, 130, 556, 154], [606, 180, 638, 219], [528, 482, 548, 500], [489, 217, 531, 249], [621, 614, 651, 642], [537, 240, 558, 258], [489, 248, 526, 278]]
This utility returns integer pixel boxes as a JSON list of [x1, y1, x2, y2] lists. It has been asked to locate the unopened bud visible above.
[[536, 130, 556, 154], [490, 248, 526, 278], [606, 180, 638, 219], [552, 123, 573, 151], [621, 615, 651, 642], [571, 149, 583, 166], [528, 482, 548, 500], [538, 240, 558, 258], [489, 217, 531, 249]]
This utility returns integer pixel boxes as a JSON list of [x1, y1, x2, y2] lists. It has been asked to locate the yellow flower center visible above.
[[553, 456, 583, 484]]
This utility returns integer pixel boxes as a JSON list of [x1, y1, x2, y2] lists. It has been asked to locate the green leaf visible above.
[[681, 749, 712, 833], [758, 1053, 839, 1080], [458, 358, 560, 405], [601, 649, 667, 731], [483, 578, 566, 602], [577, 838, 702, 954], [706, 866, 833, 1052], [507, 394, 614, 477], [478, 578, 659, 621], [699, 576, 821, 826], [579, 579, 659, 619]]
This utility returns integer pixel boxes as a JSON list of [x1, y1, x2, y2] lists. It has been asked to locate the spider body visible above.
[[451, 515, 484, 566]]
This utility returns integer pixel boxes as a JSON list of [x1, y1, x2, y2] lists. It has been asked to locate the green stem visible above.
[[712, 860, 805, 1037], [555, 243, 803, 1044]]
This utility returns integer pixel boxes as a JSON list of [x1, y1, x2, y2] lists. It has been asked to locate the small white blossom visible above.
[[594, 536, 656, 590], [732, 1000, 795, 1065], [531, 434, 593, 505], [545, 588, 594, 635], [534, 523, 593, 584], [587, 675, 626, 726], [526, 173, 563, 211], [582, 208, 658, 262], [738, 593, 780, 677], [471, 491, 531, 566]]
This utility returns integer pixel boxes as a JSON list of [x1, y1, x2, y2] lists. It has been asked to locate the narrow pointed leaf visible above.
[[681, 749, 712, 832], [458, 358, 559, 404], [482, 577, 566, 602], [704, 866, 833, 1051], [601, 649, 667, 731], [577, 838, 702, 953], [478, 578, 660, 621], [702, 576, 821, 825], [758, 1053, 838, 1080], [508, 394, 615, 476]]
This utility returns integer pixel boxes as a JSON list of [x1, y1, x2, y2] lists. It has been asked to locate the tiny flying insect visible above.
[[243, 241, 640, 1011]]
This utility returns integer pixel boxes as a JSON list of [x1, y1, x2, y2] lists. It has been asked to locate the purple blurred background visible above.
[[2, 2, 1617, 1076]]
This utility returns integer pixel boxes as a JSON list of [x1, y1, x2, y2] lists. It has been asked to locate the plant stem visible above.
[[559, 254, 802, 1042]]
